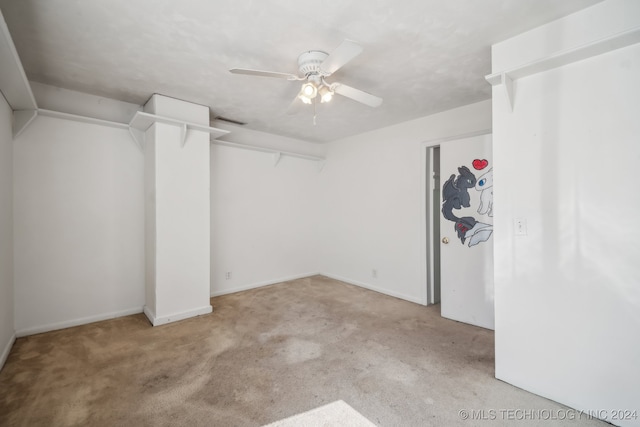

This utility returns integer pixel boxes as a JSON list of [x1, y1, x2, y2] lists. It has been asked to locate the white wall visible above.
[[13, 115, 145, 335], [318, 100, 492, 304], [210, 144, 320, 295], [0, 95, 15, 369], [492, 1, 640, 425]]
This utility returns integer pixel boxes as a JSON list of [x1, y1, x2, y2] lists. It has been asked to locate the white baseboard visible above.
[[15, 307, 144, 337], [1, 332, 16, 372], [143, 305, 156, 326], [320, 272, 425, 305], [144, 304, 213, 326], [210, 272, 320, 297]]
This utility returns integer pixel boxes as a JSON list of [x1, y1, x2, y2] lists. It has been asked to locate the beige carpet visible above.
[[262, 400, 376, 427], [0, 275, 608, 426]]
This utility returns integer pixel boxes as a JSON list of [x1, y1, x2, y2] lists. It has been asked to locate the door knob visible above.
[[442, 237, 449, 244]]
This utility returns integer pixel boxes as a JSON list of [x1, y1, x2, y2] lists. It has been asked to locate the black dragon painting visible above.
[[442, 161, 493, 247]]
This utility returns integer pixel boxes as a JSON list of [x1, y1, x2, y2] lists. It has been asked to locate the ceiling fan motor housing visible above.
[[298, 50, 329, 77]]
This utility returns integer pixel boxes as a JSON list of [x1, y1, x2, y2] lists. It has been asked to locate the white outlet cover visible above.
[[514, 218, 527, 236]]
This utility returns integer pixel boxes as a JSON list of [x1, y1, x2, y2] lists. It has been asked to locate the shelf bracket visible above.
[[13, 109, 38, 139], [129, 127, 145, 152], [180, 123, 188, 148], [318, 160, 326, 173], [272, 152, 282, 167], [502, 73, 514, 112]]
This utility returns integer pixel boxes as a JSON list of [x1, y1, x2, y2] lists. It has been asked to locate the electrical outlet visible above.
[[225, 271, 232, 280], [372, 269, 377, 279]]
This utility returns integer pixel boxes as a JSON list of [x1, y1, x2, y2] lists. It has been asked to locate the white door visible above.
[[439, 134, 494, 330]]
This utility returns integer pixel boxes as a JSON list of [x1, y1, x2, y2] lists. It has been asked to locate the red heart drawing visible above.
[[472, 159, 488, 170]]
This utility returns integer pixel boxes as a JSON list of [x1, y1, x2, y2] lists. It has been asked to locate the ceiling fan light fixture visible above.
[[298, 82, 318, 104], [319, 85, 333, 103], [300, 82, 317, 98]]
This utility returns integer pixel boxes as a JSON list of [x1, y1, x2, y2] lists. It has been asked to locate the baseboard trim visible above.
[[320, 272, 425, 305], [143, 305, 157, 326], [493, 375, 608, 426], [0, 333, 16, 372], [15, 307, 144, 337], [210, 272, 320, 297], [144, 304, 213, 327]]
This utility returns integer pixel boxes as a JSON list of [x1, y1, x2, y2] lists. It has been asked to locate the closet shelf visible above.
[[129, 111, 229, 139], [485, 26, 640, 111], [23, 109, 325, 170], [38, 109, 129, 130], [212, 140, 324, 162], [212, 140, 326, 171], [127, 111, 229, 149], [1, 14, 38, 111], [485, 26, 640, 86]]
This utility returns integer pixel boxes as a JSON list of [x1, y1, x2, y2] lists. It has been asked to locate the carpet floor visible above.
[[0, 275, 607, 426]]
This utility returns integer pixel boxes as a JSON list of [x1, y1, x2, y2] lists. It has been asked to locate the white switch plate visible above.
[[514, 218, 527, 236]]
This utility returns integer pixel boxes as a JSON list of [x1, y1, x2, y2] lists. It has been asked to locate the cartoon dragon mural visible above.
[[441, 160, 493, 247]]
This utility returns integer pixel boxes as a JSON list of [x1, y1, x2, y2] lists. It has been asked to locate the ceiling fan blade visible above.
[[319, 40, 363, 75], [286, 95, 305, 115], [229, 68, 298, 80], [333, 83, 383, 108]]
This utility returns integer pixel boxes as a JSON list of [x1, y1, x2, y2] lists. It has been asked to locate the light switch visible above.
[[514, 218, 527, 236]]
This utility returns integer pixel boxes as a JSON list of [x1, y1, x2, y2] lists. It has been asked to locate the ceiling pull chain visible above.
[[313, 97, 317, 125]]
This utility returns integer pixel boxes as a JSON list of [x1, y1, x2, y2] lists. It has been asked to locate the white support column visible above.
[[143, 94, 212, 326]]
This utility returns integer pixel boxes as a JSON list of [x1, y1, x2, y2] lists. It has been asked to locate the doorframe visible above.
[[420, 129, 492, 305]]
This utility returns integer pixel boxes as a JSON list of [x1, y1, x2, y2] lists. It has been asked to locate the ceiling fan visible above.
[[229, 40, 383, 112]]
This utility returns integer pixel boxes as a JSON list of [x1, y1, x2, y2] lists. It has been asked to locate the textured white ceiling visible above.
[[0, 0, 601, 143]]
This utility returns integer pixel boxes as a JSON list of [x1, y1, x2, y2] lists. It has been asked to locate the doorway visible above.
[[426, 146, 441, 304], [423, 131, 494, 330]]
